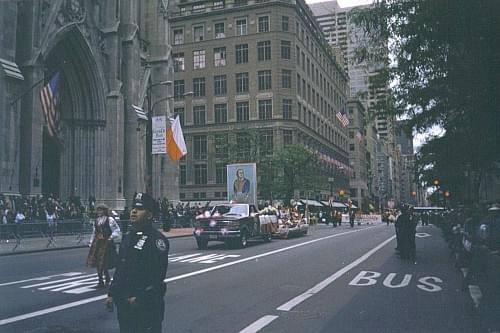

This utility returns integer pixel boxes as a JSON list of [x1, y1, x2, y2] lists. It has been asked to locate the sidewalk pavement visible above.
[[0, 228, 193, 256]]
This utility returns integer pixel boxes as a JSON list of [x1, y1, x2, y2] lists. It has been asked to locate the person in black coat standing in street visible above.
[[106, 192, 170, 333]]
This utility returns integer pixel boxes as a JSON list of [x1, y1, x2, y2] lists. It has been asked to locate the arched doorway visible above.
[[42, 129, 61, 196], [41, 27, 106, 201]]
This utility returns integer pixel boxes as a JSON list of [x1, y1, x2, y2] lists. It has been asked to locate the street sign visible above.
[[152, 116, 167, 154]]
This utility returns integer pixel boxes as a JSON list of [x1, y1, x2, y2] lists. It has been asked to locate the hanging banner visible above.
[[227, 163, 257, 205], [152, 116, 167, 154]]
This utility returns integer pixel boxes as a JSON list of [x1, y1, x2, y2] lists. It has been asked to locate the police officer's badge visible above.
[[156, 239, 167, 251]]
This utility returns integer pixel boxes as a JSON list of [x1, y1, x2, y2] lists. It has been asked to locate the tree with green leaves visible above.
[[351, 0, 500, 204]]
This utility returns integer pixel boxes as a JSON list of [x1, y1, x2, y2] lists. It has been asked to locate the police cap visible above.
[[132, 192, 157, 212]]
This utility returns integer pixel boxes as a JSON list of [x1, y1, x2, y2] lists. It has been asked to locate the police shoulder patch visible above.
[[156, 239, 167, 251]]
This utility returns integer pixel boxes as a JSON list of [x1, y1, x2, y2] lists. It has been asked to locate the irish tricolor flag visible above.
[[166, 115, 187, 161]]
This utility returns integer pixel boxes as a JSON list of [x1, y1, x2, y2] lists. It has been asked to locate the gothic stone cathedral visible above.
[[0, 0, 176, 208]]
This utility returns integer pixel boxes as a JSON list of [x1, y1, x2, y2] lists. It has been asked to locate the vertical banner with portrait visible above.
[[227, 163, 257, 205]]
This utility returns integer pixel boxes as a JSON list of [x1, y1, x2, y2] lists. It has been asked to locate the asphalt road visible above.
[[0, 223, 475, 333]]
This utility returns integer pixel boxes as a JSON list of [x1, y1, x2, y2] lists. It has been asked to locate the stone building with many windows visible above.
[[168, 0, 350, 202]]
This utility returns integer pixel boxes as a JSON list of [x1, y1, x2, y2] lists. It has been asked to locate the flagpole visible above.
[[9, 69, 60, 105]]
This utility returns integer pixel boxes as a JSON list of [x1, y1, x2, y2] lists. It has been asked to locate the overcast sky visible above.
[[305, 0, 373, 7]]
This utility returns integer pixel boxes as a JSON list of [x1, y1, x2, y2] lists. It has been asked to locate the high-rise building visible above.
[[310, 0, 397, 207], [168, 0, 351, 202], [347, 99, 368, 209]]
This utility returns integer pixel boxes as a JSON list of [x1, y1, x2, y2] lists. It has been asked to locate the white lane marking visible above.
[[239, 315, 279, 333], [468, 285, 482, 308], [38, 276, 99, 292], [0, 295, 107, 326], [0, 273, 84, 287], [165, 227, 373, 283], [415, 233, 431, 238], [21, 274, 97, 288], [276, 235, 396, 311], [0, 226, 378, 326]]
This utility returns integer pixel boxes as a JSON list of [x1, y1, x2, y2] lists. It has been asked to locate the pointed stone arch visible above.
[[40, 26, 108, 201]]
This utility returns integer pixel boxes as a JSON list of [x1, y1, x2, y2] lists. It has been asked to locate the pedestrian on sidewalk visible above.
[[86, 203, 121, 287], [106, 192, 169, 333]]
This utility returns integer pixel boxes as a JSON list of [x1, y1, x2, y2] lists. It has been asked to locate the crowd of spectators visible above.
[[1, 193, 87, 224]]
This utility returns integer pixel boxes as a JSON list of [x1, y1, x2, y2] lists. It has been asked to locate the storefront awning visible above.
[[300, 199, 324, 207]]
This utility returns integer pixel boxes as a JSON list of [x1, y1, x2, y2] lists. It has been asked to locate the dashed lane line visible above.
[[277, 235, 396, 311], [238, 315, 279, 333]]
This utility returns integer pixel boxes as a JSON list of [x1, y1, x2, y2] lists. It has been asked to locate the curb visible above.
[[0, 233, 193, 257]]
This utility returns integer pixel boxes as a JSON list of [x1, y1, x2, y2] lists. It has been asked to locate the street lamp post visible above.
[[145, 89, 194, 195], [146, 81, 173, 194], [328, 177, 334, 200]]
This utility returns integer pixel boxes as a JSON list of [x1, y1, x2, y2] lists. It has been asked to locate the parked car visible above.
[[193, 204, 272, 249]]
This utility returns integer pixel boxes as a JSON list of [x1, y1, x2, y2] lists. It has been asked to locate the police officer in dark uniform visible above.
[[106, 192, 169, 333]]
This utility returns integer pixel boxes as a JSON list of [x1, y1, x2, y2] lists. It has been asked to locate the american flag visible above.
[[336, 111, 349, 127], [40, 72, 61, 139]]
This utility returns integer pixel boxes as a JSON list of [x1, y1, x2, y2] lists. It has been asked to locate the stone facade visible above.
[[0, 0, 175, 208], [168, 0, 350, 202]]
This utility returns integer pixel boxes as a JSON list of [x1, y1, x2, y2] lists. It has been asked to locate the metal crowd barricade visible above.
[[0, 218, 94, 252]]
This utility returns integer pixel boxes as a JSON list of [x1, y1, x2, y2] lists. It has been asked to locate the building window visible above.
[[236, 101, 249, 121], [173, 53, 185, 72], [193, 105, 206, 125], [192, 4, 205, 12], [258, 70, 272, 90], [236, 18, 247, 36], [257, 41, 271, 61], [282, 99, 292, 119], [236, 133, 251, 159], [258, 16, 269, 33], [214, 22, 225, 37], [174, 80, 185, 100], [213, 1, 224, 9], [259, 130, 273, 156], [174, 107, 185, 126], [282, 16, 289, 31], [215, 134, 228, 158], [235, 44, 248, 64], [281, 40, 291, 60], [194, 164, 208, 184], [214, 47, 226, 67], [180, 165, 186, 185], [296, 46, 300, 65], [193, 50, 206, 69], [216, 163, 227, 184], [173, 28, 184, 45], [349, 143, 355, 151], [193, 26, 204, 42], [193, 135, 207, 159], [236, 72, 249, 93], [258, 99, 272, 119], [193, 77, 205, 97], [214, 75, 227, 95], [350, 188, 357, 197], [283, 129, 293, 145], [214, 103, 228, 123], [281, 69, 291, 88], [349, 131, 354, 139]]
